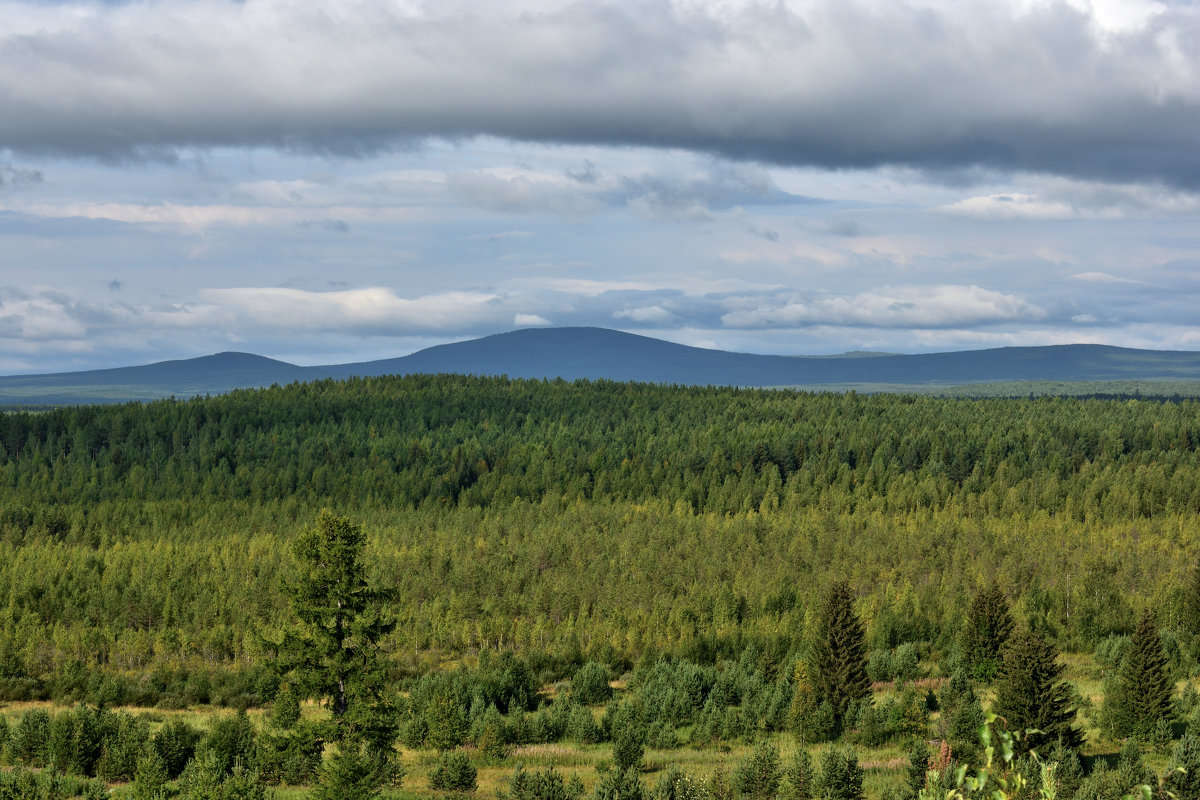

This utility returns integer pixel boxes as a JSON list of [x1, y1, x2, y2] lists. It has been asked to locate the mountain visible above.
[[3, 327, 1200, 405]]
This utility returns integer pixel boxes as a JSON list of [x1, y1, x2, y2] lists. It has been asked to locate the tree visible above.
[[813, 748, 863, 800], [991, 628, 1083, 756], [276, 509, 397, 752], [732, 740, 782, 800], [785, 749, 815, 800], [1182, 561, 1200, 641], [960, 581, 1013, 682], [1104, 608, 1174, 738], [813, 581, 871, 728], [1163, 732, 1200, 800]]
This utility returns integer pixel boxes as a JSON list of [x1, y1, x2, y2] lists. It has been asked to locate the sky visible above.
[[1, 0, 1199, 373]]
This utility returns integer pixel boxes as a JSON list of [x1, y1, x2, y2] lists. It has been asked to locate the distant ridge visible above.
[[3, 327, 1200, 404]]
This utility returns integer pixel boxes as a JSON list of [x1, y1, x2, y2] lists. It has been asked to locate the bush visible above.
[[647, 721, 679, 751], [258, 724, 324, 786], [572, 662, 614, 706], [205, 709, 257, 776], [13, 708, 52, 768], [499, 765, 586, 800], [97, 711, 150, 783], [429, 750, 479, 792], [567, 704, 600, 744], [310, 743, 388, 800], [653, 766, 710, 800], [152, 717, 201, 779], [813, 748, 863, 800], [732, 740, 782, 800], [784, 750, 815, 800]]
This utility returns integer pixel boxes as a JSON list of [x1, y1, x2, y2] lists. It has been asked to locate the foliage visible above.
[[812, 748, 863, 800], [784, 749, 815, 800], [310, 741, 388, 800], [813, 582, 870, 729], [500, 766, 586, 800], [573, 661, 614, 706], [428, 749, 478, 792], [991, 628, 1083, 756], [257, 722, 325, 786], [653, 766, 710, 800], [153, 717, 202, 779], [960, 581, 1013, 682], [731, 740, 782, 799], [275, 509, 397, 750], [593, 767, 647, 800], [1103, 608, 1175, 738]]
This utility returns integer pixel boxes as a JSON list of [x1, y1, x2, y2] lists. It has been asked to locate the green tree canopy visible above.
[[960, 581, 1013, 682], [992, 628, 1084, 756], [813, 581, 870, 728], [1104, 608, 1174, 738], [275, 509, 397, 752]]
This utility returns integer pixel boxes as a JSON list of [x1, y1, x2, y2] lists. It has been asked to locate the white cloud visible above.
[[514, 313, 550, 326], [613, 305, 676, 324], [201, 287, 508, 333], [721, 285, 1045, 329]]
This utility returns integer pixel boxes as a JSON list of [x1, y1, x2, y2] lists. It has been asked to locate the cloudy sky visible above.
[[2, 0, 1199, 373]]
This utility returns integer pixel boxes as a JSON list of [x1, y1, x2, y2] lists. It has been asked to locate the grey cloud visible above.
[[299, 218, 351, 233], [819, 220, 867, 238], [0, 163, 43, 190], [3, 1, 1199, 186]]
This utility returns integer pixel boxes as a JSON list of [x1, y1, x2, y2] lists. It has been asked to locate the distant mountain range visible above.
[[3, 327, 1200, 405]]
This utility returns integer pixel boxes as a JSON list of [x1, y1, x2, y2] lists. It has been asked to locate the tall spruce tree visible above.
[[960, 581, 1013, 682], [992, 628, 1084, 756], [813, 581, 871, 728], [1104, 609, 1174, 738], [275, 510, 398, 754]]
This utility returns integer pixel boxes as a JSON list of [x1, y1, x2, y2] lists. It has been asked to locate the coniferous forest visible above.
[[2, 374, 1200, 799]]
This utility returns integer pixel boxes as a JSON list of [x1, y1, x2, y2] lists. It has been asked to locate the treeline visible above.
[[0, 375, 1199, 705], [1, 375, 1198, 519]]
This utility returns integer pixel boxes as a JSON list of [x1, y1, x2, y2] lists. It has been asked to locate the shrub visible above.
[[258, 724, 324, 786], [813, 748, 863, 800], [152, 717, 201, 779], [572, 662, 614, 706], [13, 708, 52, 767], [732, 740, 782, 800], [499, 765, 586, 800], [429, 750, 478, 792], [205, 709, 257, 776]]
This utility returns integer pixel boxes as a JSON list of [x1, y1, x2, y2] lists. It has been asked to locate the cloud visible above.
[[0, 162, 43, 190], [721, 285, 1046, 329], [1071, 271, 1154, 285], [201, 287, 513, 334], [613, 305, 675, 324], [3, 0, 1199, 186], [941, 180, 1200, 220], [513, 313, 550, 326]]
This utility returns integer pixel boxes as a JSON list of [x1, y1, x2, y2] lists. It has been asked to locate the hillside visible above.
[[3, 326, 1200, 404]]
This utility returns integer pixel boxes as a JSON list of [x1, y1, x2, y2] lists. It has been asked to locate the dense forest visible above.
[[1, 375, 1199, 799]]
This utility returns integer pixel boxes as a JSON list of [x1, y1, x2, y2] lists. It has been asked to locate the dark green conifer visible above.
[[991, 628, 1083, 756], [813, 581, 871, 728], [1104, 609, 1174, 739], [960, 581, 1013, 682]]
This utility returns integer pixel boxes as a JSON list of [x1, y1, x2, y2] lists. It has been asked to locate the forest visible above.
[[1, 374, 1199, 800]]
